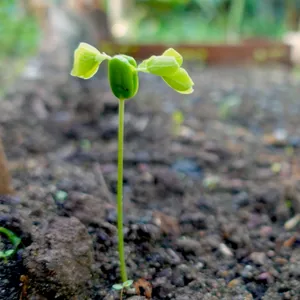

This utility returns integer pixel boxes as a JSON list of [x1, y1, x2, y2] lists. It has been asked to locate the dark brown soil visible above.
[[1, 61, 300, 300]]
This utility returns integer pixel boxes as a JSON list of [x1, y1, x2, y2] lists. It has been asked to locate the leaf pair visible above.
[[112, 279, 134, 291], [71, 43, 194, 97], [138, 48, 194, 94]]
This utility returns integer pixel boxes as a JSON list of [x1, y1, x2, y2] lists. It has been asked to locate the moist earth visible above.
[[0, 62, 300, 299]]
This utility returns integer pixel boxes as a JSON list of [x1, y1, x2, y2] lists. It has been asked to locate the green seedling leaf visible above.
[[138, 48, 182, 73], [0, 227, 21, 259], [218, 95, 241, 120], [71, 42, 110, 79], [203, 175, 220, 190], [55, 190, 68, 204], [162, 68, 194, 94], [172, 110, 184, 126], [146, 55, 180, 76], [0, 249, 14, 258], [271, 162, 281, 174], [162, 48, 183, 66], [123, 280, 134, 287], [80, 139, 92, 151], [112, 284, 124, 290], [285, 199, 292, 209]]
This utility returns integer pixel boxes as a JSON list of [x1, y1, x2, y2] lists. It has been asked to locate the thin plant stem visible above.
[[117, 98, 127, 282]]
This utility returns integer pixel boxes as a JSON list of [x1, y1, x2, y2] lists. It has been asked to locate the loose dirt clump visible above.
[[23, 216, 93, 299]]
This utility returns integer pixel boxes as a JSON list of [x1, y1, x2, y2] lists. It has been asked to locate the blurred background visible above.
[[1, 0, 300, 95], [1, 0, 300, 90], [108, 0, 300, 43]]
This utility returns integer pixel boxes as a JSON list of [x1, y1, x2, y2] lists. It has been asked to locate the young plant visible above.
[[172, 109, 184, 136], [0, 227, 21, 259], [71, 43, 193, 282], [112, 280, 133, 300]]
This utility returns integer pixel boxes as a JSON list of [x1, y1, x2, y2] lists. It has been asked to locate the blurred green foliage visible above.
[[132, 0, 296, 43], [0, 0, 40, 94], [0, 0, 40, 61]]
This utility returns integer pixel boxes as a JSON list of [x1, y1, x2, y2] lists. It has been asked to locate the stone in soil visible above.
[[23, 216, 93, 299]]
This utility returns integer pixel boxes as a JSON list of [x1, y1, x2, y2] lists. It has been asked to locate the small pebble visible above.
[[249, 252, 267, 265], [176, 238, 201, 255], [267, 250, 275, 258], [166, 248, 181, 264], [227, 278, 241, 288], [241, 265, 254, 279], [260, 226, 273, 237], [233, 192, 250, 209], [257, 272, 273, 283], [195, 262, 204, 270], [219, 243, 233, 257], [275, 257, 288, 265], [284, 214, 300, 230], [283, 235, 297, 248], [153, 211, 180, 235], [244, 294, 254, 300]]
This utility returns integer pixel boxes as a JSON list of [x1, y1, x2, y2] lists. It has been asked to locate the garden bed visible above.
[[101, 40, 292, 65], [0, 61, 300, 299]]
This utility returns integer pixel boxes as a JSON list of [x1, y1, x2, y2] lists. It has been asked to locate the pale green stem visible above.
[[117, 98, 127, 282]]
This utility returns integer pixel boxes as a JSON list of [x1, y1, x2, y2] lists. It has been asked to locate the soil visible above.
[[0, 59, 300, 300]]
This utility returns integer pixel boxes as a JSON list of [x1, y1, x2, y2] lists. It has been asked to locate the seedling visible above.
[[0, 227, 21, 259], [112, 280, 133, 300], [54, 190, 68, 205], [172, 110, 184, 135], [71, 42, 193, 282]]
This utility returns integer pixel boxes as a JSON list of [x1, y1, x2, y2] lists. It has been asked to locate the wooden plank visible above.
[[100, 41, 292, 65]]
